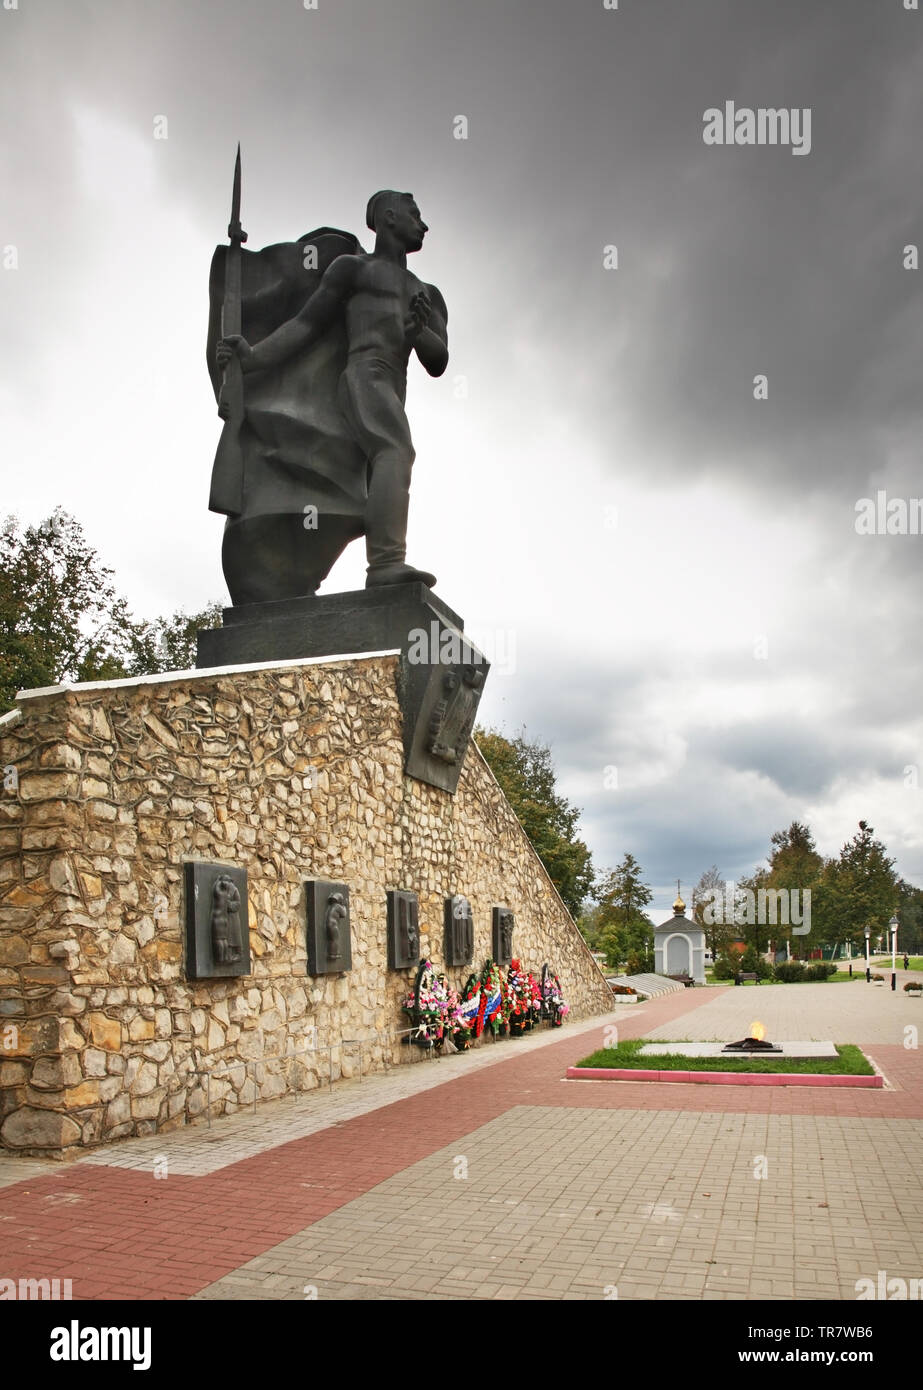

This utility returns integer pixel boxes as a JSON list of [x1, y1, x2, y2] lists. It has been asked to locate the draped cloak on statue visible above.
[[206, 228, 369, 606]]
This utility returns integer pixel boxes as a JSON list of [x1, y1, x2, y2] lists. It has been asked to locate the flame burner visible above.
[[722, 1036, 782, 1053]]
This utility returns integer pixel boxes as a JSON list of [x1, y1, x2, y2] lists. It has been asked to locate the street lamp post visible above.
[[865, 927, 871, 983], [890, 914, 899, 992]]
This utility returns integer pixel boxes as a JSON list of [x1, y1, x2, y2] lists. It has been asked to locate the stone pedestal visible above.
[[196, 583, 462, 669], [196, 585, 489, 795], [0, 654, 612, 1157]]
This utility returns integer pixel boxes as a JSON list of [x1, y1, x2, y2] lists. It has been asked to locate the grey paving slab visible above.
[[192, 1105, 923, 1302], [642, 979, 920, 1045], [0, 1155, 63, 1189]]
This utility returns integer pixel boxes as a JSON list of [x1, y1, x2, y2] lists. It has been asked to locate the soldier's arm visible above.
[[414, 284, 449, 377], [245, 256, 358, 372]]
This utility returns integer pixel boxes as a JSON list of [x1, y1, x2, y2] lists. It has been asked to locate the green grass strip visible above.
[[575, 1038, 874, 1075]]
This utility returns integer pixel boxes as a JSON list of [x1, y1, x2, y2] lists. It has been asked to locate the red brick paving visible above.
[[1, 986, 920, 1299]]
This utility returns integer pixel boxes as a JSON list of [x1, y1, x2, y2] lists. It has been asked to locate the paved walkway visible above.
[[1, 981, 920, 1301], [643, 975, 923, 1046]]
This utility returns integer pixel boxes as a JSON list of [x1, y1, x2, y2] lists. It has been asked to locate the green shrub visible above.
[[773, 960, 805, 983], [772, 960, 838, 982], [802, 962, 837, 982], [713, 953, 741, 980], [740, 946, 772, 978]]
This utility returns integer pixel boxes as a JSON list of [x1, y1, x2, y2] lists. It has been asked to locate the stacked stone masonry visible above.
[[0, 655, 612, 1156]]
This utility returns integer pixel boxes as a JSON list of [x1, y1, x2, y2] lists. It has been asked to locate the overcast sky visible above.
[[2, 0, 921, 918]]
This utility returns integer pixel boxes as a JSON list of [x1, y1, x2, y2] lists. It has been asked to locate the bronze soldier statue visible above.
[[215, 189, 447, 597]]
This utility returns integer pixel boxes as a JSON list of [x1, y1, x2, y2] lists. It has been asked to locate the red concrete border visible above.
[[565, 1066, 883, 1088]]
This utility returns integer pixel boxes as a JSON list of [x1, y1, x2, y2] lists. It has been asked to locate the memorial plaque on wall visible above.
[[492, 906, 514, 966], [184, 861, 251, 980], [444, 894, 474, 967], [402, 620, 491, 795], [387, 890, 421, 970], [305, 880, 352, 975]]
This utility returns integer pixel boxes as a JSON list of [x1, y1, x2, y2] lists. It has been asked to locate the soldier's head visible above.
[[366, 190, 428, 251]]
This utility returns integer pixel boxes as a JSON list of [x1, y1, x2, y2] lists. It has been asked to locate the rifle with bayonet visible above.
[[209, 144, 247, 516]]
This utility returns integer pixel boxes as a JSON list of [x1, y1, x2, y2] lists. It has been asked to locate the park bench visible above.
[[735, 972, 762, 985], [668, 973, 695, 988]]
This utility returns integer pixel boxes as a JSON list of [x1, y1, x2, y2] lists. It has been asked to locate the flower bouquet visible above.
[[528, 971, 543, 1028], [443, 978, 473, 1050], [458, 972, 484, 1040], [402, 960, 449, 1048], [479, 957, 508, 1037], [506, 958, 530, 1036], [541, 963, 570, 1027]]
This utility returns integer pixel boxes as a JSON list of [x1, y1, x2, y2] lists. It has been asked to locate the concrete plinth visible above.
[[638, 1041, 839, 1059]]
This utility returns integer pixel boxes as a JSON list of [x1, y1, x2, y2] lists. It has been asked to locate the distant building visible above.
[[654, 887, 706, 986]]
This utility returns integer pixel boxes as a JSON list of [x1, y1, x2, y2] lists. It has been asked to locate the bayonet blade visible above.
[[210, 142, 247, 515], [228, 142, 247, 245]]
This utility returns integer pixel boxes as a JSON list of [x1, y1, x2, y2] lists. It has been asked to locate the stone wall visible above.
[[0, 655, 611, 1156]]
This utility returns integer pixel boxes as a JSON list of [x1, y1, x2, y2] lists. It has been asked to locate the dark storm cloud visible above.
[[690, 722, 891, 801], [522, 2, 923, 505], [5, 0, 921, 477], [2, 0, 921, 893]]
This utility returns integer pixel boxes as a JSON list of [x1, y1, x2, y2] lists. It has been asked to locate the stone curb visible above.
[[565, 1066, 884, 1088]]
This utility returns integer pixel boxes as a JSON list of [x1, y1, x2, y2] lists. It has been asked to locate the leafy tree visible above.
[[713, 945, 744, 980], [740, 943, 771, 978], [767, 821, 824, 892], [692, 865, 738, 959], [124, 601, 225, 676], [593, 853, 654, 969], [737, 867, 772, 952], [732, 820, 896, 959], [693, 821, 904, 965], [1, 509, 222, 712], [474, 727, 594, 917], [815, 822, 899, 953], [805, 856, 842, 949], [598, 917, 653, 971], [1, 509, 133, 710], [895, 879, 923, 955], [576, 901, 604, 952]]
